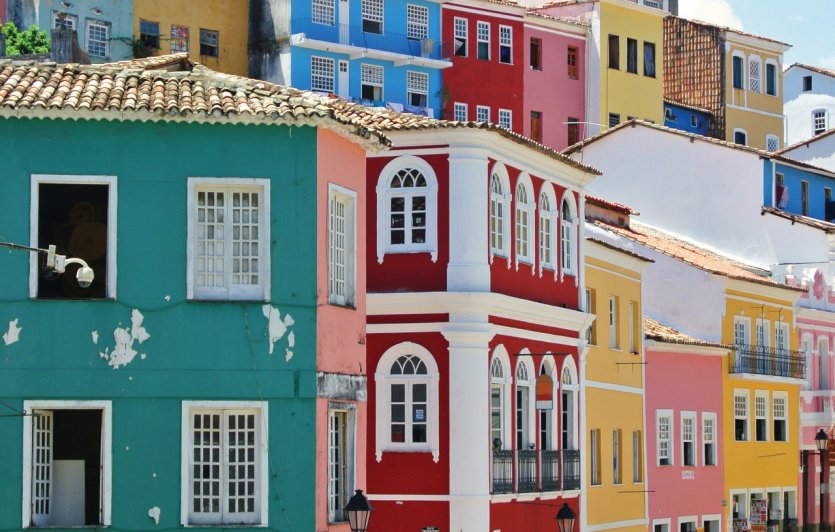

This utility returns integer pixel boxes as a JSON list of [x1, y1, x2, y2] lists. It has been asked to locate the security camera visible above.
[[76, 266, 95, 288]]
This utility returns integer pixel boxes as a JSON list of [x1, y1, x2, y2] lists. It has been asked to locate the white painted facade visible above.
[[782, 131, 835, 174], [784, 66, 835, 146]]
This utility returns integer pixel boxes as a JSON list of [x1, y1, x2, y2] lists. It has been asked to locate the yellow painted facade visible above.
[[598, 0, 665, 127], [134, 0, 249, 76], [583, 243, 649, 530], [721, 282, 802, 530], [723, 34, 789, 150]]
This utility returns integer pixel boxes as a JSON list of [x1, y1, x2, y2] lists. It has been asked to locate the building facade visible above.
[[0, 54, 385, 531], [784, 64, 835, 145], [363, 125, 598, 531]]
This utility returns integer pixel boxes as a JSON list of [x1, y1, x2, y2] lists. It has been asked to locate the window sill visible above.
[[189, 298, 271, 304], [328, 302, 357, 310], [183, 525, 267, 528], [33, 297, 115, 302]]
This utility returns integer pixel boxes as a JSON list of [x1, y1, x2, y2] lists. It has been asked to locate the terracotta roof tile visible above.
[[761, 207, 835, 233], [0, 55, 601, 173], [586, 195, 638, 215], [687, 19, 791, 47], [593, 219, 803, 292], [644, 317, 727, 349]]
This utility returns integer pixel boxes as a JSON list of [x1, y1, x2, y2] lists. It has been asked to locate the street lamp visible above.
[[817, 429, 830, 532], [0, 242, 94, 287], [555, 503, 576, 532], [344, 489, 373, 532]]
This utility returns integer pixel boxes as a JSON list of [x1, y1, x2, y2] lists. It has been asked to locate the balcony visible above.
[[730, 345, 805, 380], [491, 449, 579, 495], [289, 18, 452, 69]]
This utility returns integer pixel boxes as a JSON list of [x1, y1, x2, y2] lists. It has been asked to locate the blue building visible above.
[[763, 157, 835, 222], [663, 100, 710, 136], [250, 0, 451, 117]]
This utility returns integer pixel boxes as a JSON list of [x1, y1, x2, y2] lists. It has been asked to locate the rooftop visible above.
[[644, 317, 727, 349], [786, 63, 835, 79], [685, 18, 791, 48]]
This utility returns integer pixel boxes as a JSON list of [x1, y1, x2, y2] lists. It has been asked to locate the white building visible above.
[[784, 64, 835, 145]]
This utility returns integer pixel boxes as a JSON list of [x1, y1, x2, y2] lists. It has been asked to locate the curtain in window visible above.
[[643, 42, 655, 77]]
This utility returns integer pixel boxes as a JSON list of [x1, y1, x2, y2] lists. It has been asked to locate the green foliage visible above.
[[1, 22, 50, 56]]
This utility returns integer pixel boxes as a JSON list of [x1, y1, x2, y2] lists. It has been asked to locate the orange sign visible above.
[[536, 374, 553, 410]]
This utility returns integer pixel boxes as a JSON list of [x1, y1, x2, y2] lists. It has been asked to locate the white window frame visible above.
[[180, 401, 269, 526], [490, 346, 513, 450], [490, 163, 511, 261], [514, 175, 534, 268], [476, 105, 490, 123], [86, 19, 110, 59], [406, 70, 429, 108], [560, 192, 578, 278], [652, 518, 671, 532], [29, 174, 118, 299], [498, 108, 512, 130], [702, 412, 717, 466], [657, 409, 673, 466], [328, 184, 357, 307], [453, 17, 467, 57], [360, 63, 384, 101], [560, 357, 579, 451], [734, 389, 750, 442], [515, 356, 536, 450], [327, 404, 356, 523], [312, 0, 336, 26], [499, 25, 512, 64], [774, 321, 789, 354], [362, 0, 384, 33], [311, 56, 336, 93], [374, 342, 440, 462], [733, 128, 748, 146], [609, 295, 619, 349], [765, 59, 779, 96], [52, 11, 78, 30], [406, 4, 429, 41], [22, 400, 113, 529], [702, 514, 722, 532], [748, 54, 762, 93], [678, 516, 698, 532], [766, 134, 779, 153], [375, 155, 439, 263], [731, 489, 748, 521], [813, 109, 828, 135], [755, 390, 769, 442], [538, 184, 557, 276], [681, 411, 696, 467], [773, 391, 788, 442], [453, 102, 467, 122], [186, 178, 271, 301], [477, 21, 490, 60]]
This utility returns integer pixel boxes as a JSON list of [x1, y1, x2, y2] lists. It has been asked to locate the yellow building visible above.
[[722, 280, 803, 531], [582, 206, 652, 531], [134, 0, 249, 76], [724, 29, 791, 150], [538, 0, 667, 134]]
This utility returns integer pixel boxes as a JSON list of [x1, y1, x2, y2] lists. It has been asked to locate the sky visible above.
[[678, 0, 835, 68]]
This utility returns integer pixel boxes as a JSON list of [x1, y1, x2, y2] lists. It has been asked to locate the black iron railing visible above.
[[517, 450, 538, 493], [541, 450, 561, 492], [291, 18, 452, 61], [731, 344, 805, 379], [491, 450, 514, 494], [562, 449, 581, 491]]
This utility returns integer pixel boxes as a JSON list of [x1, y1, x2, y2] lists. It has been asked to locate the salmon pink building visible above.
[[363, 122, 598, 531], [644, 318, 727, 532], [442, 1, 525, 132], [523, 13, 588, 149]]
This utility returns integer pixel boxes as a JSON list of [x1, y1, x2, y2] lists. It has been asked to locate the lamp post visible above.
[[555, 503, 576, 532], [817, 429, 830, 532], [344, 489, 373, 532]]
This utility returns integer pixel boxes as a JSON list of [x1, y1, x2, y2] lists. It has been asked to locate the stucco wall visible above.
[[785, 68, 835, 145], [38, 0, 134, 62]]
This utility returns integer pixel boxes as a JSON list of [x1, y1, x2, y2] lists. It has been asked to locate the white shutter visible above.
[[191, 412, 222, 524], [31, 410, 53, 527], [225, 411, 258, 523], [329, 195, 347, 305]]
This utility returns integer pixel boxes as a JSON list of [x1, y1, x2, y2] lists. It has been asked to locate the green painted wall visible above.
[[0, 116, 321, 531]]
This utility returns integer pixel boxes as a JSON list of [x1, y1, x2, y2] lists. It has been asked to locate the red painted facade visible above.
[[365, 131, 594, 531], [442, 2, 525, 132]]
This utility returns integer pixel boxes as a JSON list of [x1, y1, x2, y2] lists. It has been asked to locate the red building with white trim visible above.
[[364, 124, 599, 531]]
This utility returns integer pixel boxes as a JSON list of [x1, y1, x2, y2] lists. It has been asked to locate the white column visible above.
[[443, 324, 494, 532], [447, 146, 490, 292]]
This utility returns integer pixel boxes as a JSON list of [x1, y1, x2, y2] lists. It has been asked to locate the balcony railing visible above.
[[731, 344, 805, 379], [491, 449, 579, 494], [291, 18, 451, 62]]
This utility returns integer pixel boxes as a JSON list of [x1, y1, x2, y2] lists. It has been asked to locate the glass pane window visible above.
[[313, 0, 336, 26], [454, 102, 467, 122], [311, 56, 335, 93], [499, 25, 512, 64], [171, 25, 189, 53], [407, 71, 428, 107], [477, 21, 490, 60], [454, 18, 467, 57], [407, 4, 429, 40], [361, 63, 384, 101], [388, 168, 428, 246], [199, 29, 219, 58], [87, 21, 110, 58], [53, 11, 78, 30], [658, 414, 671, 466], [362, 0, 383, 33], [139, 19, 160, 49], [499, 109, 512, 130]]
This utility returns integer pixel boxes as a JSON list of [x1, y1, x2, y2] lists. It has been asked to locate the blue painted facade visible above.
[[663, 102, 710, 136], [285, 0, 448, 116], [33, 0, 133, 62], [763, 160, 835, 221]]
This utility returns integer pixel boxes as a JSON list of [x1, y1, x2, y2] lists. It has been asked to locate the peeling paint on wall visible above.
[[91, 330, 99, 344], [262, 304, 295, 360], [148, 506, 160, 525], [3, 318, 21, 346], [98, 309, 150, 369]]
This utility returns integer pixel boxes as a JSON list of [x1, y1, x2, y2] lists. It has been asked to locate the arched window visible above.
[[376, 156, 438, 263], [539, 357, 557, 451], [490, 346, 512, 452], [515, 357, 534, 450], [375, 342, 440, 462], [539, 184, 557, 275], [560, 195, 577, 276], [560, 360, 579, 451], [490, 164, 510, 260], [515, 176, 534, 267]]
